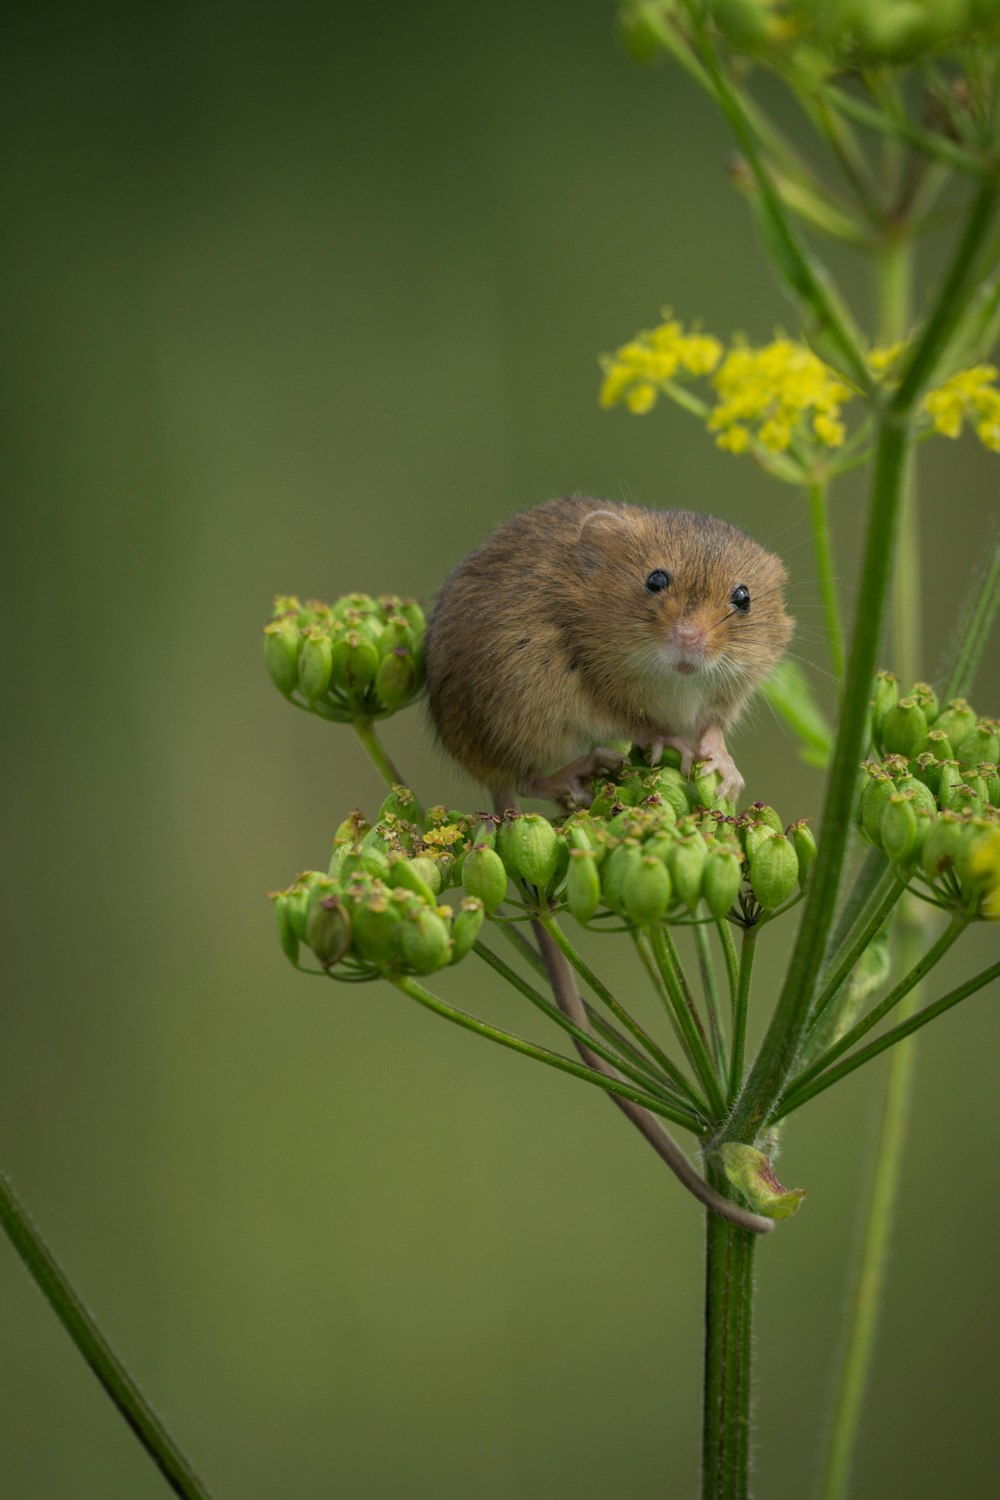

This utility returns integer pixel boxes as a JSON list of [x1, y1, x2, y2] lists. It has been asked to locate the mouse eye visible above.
[[731, 585, 751, 613], [645, 569, 671, 594]]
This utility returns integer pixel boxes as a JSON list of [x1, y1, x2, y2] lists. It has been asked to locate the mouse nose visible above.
[[673, 621, 707, 652]]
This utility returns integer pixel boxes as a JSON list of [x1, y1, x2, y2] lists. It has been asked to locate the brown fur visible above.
[[424, 496, 793, 794]]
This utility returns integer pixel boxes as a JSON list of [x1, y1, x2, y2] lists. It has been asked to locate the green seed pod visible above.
[[893, 776, 938, 819], [355, 844, 390, 881], [703, 846, 743, 920], [378, 785, 419, 824], [925, 727, 954, 762], [399, 906, 452, 974], [297, 626, 333, 702], [623, 854, 672, 926], [408, 855, 442, 895], [921, 813, 965, 883], [650, 766, 694, 819], [450, 898, 485, 963], [668, 835, 707, 912], [910, 682, 939, 723], [329, 630, 379, 698], [747, 801, 784, 834], [692, 763, 724, 808], [870, 670, 899, 745], [374, 647, 419, 711], [880, 793, 918, 864], [461, 844, 508, 915], [565, 848, 602, 923], [881, 698, 929, 760], [333, 809, 371, 847], [601, 841, 642, 915], [470, 816, 499, 851], [913, 752, 942, 796], [933, 699, 977, 748], [376, 615, 412, 659], [396, 598, 426, 638], [387, 856, 438, 905], [955, 817, 998, 889], [262, 617, 302, 696], [271, 892, 300, 967], [352, 892, 402, 967], [507, 813, 560, 890], [305, 891, 353, 967], [287, 873, 329, 938], [748, 833, 799, 910], [859, 770, 894, 846], [587, 782, 624, 820], [788, 820, 818, 885], [955, 721, 1000, 769], [937, 761, 966, 812], [982, 763, 1000, 807], [743, 822, 777, 861]]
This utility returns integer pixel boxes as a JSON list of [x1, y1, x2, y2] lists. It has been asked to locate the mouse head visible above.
[[574, 504, 793, 683]]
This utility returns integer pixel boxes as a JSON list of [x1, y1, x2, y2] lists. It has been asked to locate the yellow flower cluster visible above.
[[969, 827, 1000, 919], [599, 316, 723, 415], [708, 339, 851, 454], [923, 365, 1000, 452]]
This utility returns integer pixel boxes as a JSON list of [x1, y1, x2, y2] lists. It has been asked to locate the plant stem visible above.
[[937, 505, 1000, 699], [775, 955, 1000, 1115], [694, 924, 728, 1078], [702, 1156, 756, 1500], [649, 928, 728, 1119], [816, 918, 922, 1500], [805, 872, 903, 1044], [779, 915, 969, 1114], [391, 974, 702, 1128], [728, 928, 757, 1102], [807, 480, 846, 681], [0, 1168, 215, 1500], [350, 716, 410, 796]]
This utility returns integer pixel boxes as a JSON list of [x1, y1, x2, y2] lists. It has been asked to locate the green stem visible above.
[[538, 915, 696, 1097], [780, 915, 969, 1113], [727, 412, 911, 1143], [777, 955, 1000, 1117], [0, 1168, 215, 1500], [805, 871, 903, 1044], [807, 480, 846, 681], [350, 716, 410, 797], [473, 942, 706, 1127], [694, 924, 728, 1079], [702, 1156, 756, 1500], [716, 920, 740, 1006], [391, 975, 701, 1128], [817, 918, 923, 1500], [633, 931, 712, 1087], [728, 928, 757, 1102], [938, 506, 1000, 700], [649, 928, 728, 1120]]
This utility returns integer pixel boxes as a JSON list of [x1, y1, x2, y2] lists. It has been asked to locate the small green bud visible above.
[[667, 835, 707, 912], [408, 855, 442, 895], [305, 891, 353, 967], [982, 764, 1000, 807], [373, 647, 419, 711], [450, 898, 485, 963], [298, 626, 333, 702], [262, 617, 302, 696], [333, 810, 371, 847], [937, 761, 966, 812], [914, 752, 942, 796], [376, 615, 413, 659], [692, 762, 725, 809], [933, 699, 977, 747], [921, 813, 965, 883], [926, 726, 954, 761], [909, 682, 939, 723], [396, 598, 426, 638], [881, 698, 929, 759], [329, 630, 379, 698], [378, 785, 419, 824], [461, 844, 508, 915], [955, 720, 1000, 769], [387, 856, 438, 904], [743, 821, 777, 861], [747, 801, 784, 834], [703, 846, 743, 919], [649, 766, 694, 819], [623, 854, 672, 926], [893, 776, 937, 819], [720, 1144, 806, 1221], [859, 768, 894, 846], [880, 793, 918, 864], [870, 670, 899, 744], [565, 848, 602, 923], [352, 892, 402, 968], [271, 892, 300, 966], [749, 833, 798, 910], [507, 813, 560, 890], [601, 841, 642, 915], [789, 820, 817, 885], [398, 906, 452, 974]]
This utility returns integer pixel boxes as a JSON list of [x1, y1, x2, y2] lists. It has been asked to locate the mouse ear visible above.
[[576, 509, 629, 573]]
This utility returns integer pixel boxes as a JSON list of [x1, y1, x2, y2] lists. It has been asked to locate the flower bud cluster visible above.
[[262, 593, 425, 721], [858, 674, 1000, 918], [483, 762, 815, 928], [270, 789, 484, 977]]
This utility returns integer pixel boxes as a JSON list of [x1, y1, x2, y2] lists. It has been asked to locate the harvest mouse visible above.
[[425, 496, 793, 806]]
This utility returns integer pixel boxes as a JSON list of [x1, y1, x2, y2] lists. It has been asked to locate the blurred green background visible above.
[[2, 3, 998, 1496]]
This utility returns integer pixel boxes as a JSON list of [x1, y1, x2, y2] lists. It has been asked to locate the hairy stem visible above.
[[807, 480, 846, 681], [0, 1168, 215, 1500], [702, 1156, 756, 1500]]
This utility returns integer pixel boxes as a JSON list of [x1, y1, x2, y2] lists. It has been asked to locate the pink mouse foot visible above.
[[527, 747, 629, 806]]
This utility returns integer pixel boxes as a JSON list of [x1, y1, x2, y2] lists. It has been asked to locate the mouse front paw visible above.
[[695, 728, 744, 804], [526, 746, 629, 807], [638, 733, 699, 777]]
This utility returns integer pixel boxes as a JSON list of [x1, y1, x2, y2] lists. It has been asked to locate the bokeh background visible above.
[[3, 3, 999, 1496]]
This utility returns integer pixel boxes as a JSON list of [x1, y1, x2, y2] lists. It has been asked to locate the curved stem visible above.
[[350, 716, 410, 797], [0, 1168, 215, 1500], [807, 480, 846, 682]]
